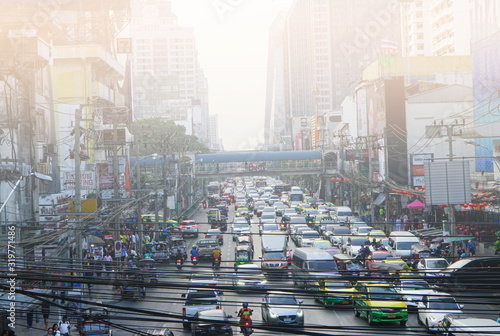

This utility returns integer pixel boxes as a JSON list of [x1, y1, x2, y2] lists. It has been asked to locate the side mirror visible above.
[[459, 304, 464, 309], [227, 314, 233, 318], [360, 295, 367, 299], [299, 300, 303, 304], [181, 293, 186, 298], [259, 256, 262, 259], [417, 302, 425, 308]]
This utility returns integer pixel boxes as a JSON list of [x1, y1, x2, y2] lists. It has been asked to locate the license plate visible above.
[[388, 314, 396, 318], [210, 326, 215, 331], [341, 300, 349, 304], [284, 317, 291, 323]]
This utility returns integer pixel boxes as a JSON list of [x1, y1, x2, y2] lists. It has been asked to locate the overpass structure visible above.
[[194, 150, 337, 178]]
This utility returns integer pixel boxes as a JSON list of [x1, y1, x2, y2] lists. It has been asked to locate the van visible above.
[[438, 314, 500, 336], [387, 231, 420, 259], [290, 247, 340, 287], [332, 206, 353, 223]]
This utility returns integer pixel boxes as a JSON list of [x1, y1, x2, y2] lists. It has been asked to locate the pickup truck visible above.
[[196, 238, 219, 259], [181, 288, 221, 329]]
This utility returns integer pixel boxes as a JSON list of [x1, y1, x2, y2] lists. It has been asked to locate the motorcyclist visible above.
[[212, 247, 222, 266], [190, 245, 199, 261], [174, 249, 183, 263], [237, 302, 253, 332]]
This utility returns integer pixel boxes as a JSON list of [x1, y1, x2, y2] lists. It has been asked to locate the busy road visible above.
[[106, 202, 498, 336]]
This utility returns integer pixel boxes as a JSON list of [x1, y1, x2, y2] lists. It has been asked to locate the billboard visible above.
[[424, 161, 471, 205]]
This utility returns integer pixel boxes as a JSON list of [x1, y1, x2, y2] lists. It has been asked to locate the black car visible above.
[[191, 309, 233, 335], [216, 204, 228, 217], [437, 256, 500, 289]]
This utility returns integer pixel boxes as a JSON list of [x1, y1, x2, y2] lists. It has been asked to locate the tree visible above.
[[129, 118, 209, 156]]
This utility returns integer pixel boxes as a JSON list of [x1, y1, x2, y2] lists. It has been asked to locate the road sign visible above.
[[115, 241, 122, 259], [125, 217, 138, 223]]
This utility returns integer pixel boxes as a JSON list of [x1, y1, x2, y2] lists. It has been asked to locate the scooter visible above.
[[203, 202, 207, 209], [191, 255, 198, 265], [176, 259, 183, 270]]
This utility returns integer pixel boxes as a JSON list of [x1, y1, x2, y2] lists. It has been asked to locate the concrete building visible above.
[[400, 0, 433, 57], [209, 114, 222, 151], [130, 0, 209, 144], [430, 0, 471, 56]]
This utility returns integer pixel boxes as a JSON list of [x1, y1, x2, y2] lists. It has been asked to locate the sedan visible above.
[[191, 309, 233, 336], [417, 294, 463, 332], [232, 263, 267, 291], [394, 279, 438, 310], [261, 293, 304, 326]]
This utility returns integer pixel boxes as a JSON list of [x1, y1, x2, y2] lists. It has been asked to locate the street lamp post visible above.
[[152, 154, 159, 233]]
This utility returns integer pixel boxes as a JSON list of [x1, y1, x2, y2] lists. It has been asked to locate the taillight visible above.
[[215, 259, 219, 261], [177, 259, 181, 263], [193, 225, 197, 228], [182, 307, 186, 316], [216, 305, 220, 309], [221, 325, 231, 330], [244, 321, 249, 326], [180, 225, 184, 228]]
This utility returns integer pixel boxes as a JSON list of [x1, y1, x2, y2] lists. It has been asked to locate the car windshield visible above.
[[284, 209, 295, 213], [370, 232, 386, 237], [325, 280, 351, 288], [291, 218, 307, 224], [338, 211, 353, 216], [325, 249, 341, 256], [303, 231, 320, 237], [264, 251, 284, 258], [402, 281, 431, 290], [396, 242, 415, 250], [350, 238, 368, 245], [428, 298, 459, 310], [369, 287, 399, 301], [335, 228, 350, 235], [307, 260, 338, 270], [261, 214, 275, 219], [199, 240, 217, 246], [234, 223, 249, 228], [373, 253, 389, 260], [427, 259, 449, 268], [308, 210, 319, 215], [314, 241, 331, 249], [269, 296, 297, 305], [239, 269, 261, 275], [237, 251, 249, 258]]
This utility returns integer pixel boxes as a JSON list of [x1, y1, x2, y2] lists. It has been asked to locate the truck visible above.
[[260, 234, 288, 277], [181, 288, 222, 329], [196, 238, 219, 259]]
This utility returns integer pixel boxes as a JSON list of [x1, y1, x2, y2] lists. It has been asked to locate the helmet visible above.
[[461, 253, 466, 258], [192, 245, 196, 249], [242, 303, 248, 308]]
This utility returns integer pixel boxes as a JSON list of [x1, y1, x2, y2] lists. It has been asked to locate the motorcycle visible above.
[[240, 319, 253, 336], [203, 201, 207, 209], [213, 258, 221, 270], [176, 259, 183, 270], [191, 255, 198, 265]]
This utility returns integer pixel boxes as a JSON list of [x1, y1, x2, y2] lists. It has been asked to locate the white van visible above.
[[388, 231, 420, 259], [332, 206, 353, 223]]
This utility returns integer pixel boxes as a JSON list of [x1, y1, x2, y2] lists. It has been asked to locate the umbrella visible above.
[[87, 235, 105, 246], [406, 199, 424, 209]]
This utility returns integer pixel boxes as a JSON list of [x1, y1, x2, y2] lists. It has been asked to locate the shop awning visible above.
[[407, 199, 424, 209], [373, 194, 385, 206], [445, 236, 475, 243]]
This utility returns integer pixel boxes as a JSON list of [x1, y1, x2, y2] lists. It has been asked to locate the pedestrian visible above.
[[26, 306, 34, 329], [467, 240, 476, 257], [43, 327, 53, 336], [41, 300, 50, 330], [51, 323, 61, 336], [58, 315, 70, 336], [422, 220, 428, 230], [395, 218, 402, 231]]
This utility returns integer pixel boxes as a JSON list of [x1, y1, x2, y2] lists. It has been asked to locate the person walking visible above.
[[26, 306, 34, 329], [58, 315, 70, 336], [395, 218, 402, 231], [41, 300, 50, 330], [467, 240, 476, 257], [51, 323, 61, 336]]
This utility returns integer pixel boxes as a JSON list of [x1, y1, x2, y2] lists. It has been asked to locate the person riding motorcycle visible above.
[[174, 249, 183, 263], [212, 247, 222, 266], [190, 245, 198, 261], [237, 303, 253, 332]]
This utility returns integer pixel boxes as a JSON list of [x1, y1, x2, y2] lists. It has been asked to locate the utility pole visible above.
[[74, 108, 82, 275], [367, 137, 375, 225], [135, 138, 143, 255], [384, 127, 390, 233], [153, 154, 159, 232], [112, 113, 120, 242]]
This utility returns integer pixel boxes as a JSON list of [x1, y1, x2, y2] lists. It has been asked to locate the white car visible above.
[[352, 226, 373, 236], [330, 227, 350, 246], [417, 294, 463, 331], [297, 230, 321, 247], [345, 237, 370, 257], [417, 258, 450, 276], [394, 279, 438, 310], [349, 222, 368, 235]]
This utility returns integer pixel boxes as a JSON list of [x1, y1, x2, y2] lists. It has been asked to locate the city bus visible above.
[[273, 184, 292, 196], [207, 182, 220, 196]]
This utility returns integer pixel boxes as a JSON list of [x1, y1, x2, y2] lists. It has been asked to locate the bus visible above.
[[289, 191, 304, 203], [273, 184, 292, 196], [207, 182, 220, 196]]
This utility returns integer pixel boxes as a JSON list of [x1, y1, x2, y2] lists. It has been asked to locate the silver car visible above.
[[232, 263, 267, 290], [261, 292, 304, 326]]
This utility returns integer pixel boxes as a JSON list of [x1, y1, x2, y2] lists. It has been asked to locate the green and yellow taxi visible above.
[[367, 230, 386, 243], [295, 203, 312, 213], [312, 214, 331, 231], [312, 279, 355, 307], [235, 207, 250, 217], [353, 281, 408, 326]]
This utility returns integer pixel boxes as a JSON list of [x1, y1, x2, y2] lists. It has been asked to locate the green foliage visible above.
[[130, 118, 209, 155], [494, 231, 500, 254]]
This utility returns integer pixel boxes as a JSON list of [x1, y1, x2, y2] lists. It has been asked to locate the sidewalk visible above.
[[13, 283, 121, 336]]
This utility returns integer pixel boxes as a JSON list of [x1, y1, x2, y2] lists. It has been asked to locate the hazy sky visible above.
[[170, 0, 294, 151]]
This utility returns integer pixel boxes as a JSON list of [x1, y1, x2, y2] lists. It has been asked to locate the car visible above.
[[274, 204, 287, 217], [180, 220, 198, 238], [189, 270, 219, 288], [181, 288, 222, 329], [394, 279, 438, 310], [297, 230, 321, 247], [330, 226, 350, 247], [317, 204, 329, 214], [295, 203, 312, 213], [311, 239, 332, 250], [259, 213, 277, 224], [417, 257, 449, 276], [135, 328, 174, 336], [349, 222, 368, 235], [367, 230, 386, 242], [206, 228, 223, 245], [346, 237, 370, 257], [323, 247, 342, 257], [197, 238, 219, 259], [353, 281, 408, 326], [292, 226, 311, 245], [191, 309, 233, 336], [353, 226, 373, 236], [261, 292, 304, 326], [312, 279, 355, 307], [260, 223, 280, 235], [417, 294, 463, 332], [232, 263, 267, 291], [268, 195, 280, 206], [436, 314, 500, 335], [231, 220, 251, 241]]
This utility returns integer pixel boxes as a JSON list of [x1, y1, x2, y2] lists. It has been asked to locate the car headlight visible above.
[[237, 281, 245, 285], [402, 308, 408, 312], [269, 312, 278, 318], [261, 279, 268, 284], [429, 316, 437, 321], [371, 308, 381, 312], [297, 309, 304, 316]]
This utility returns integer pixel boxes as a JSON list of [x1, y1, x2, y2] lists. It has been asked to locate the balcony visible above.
[[92, 82, 115, 104]]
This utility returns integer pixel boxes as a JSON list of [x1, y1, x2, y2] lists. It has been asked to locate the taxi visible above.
[[312, 279, 355, 307], [312, 214, 331, 231], [367, 230, 386, 242], [353, 281, 408, 326], [295, 203, 312, 214]]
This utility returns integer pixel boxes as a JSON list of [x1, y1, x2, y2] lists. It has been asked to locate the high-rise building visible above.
[[400, 0, 433, 57], [209, 114, 221, 151], [430, 0, 471, 56], [130, 0, 209, 145], [268, 0, 401, 148]]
